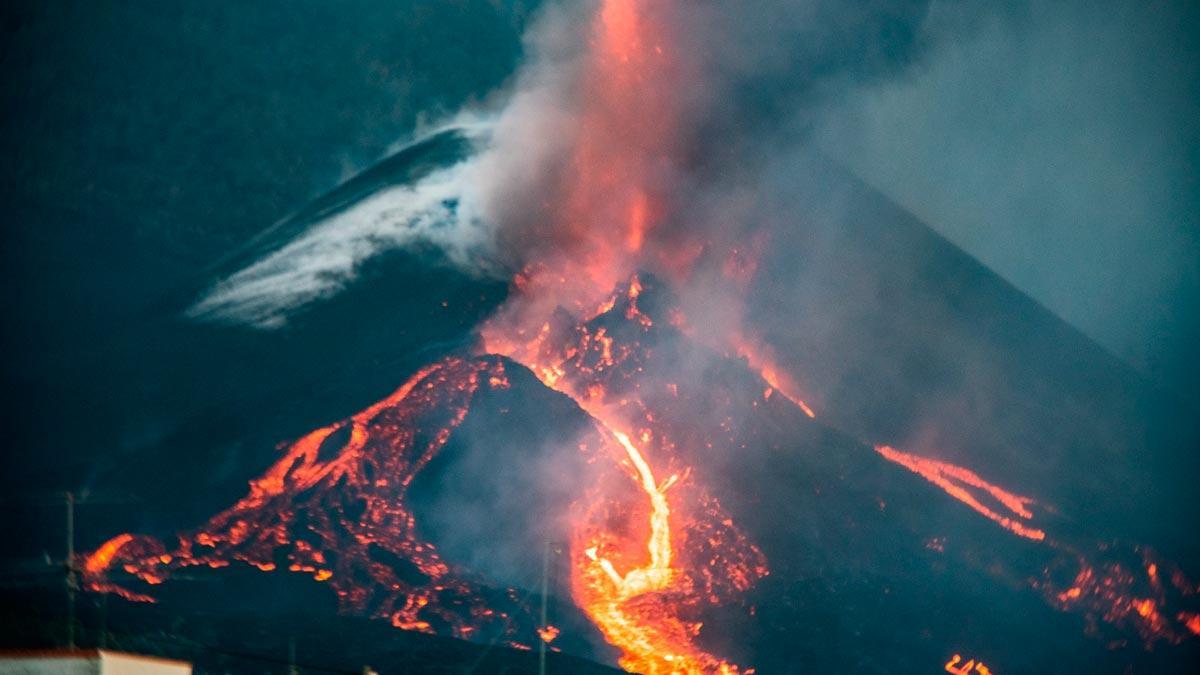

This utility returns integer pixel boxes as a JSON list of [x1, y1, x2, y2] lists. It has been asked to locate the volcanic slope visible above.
[[68, 139, 1200, 675], [745, 150, 1200, 566], [542, 276, 1200, 673], [84, 275, 1199, 673]]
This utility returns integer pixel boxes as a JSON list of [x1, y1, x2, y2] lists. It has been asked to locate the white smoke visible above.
[[186, 1, 591, 328], [187, 153, 493, 328]]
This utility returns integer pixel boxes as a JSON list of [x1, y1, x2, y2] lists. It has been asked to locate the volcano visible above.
[[78, 264, 1200, 672], [16, 1, 1199, 673]]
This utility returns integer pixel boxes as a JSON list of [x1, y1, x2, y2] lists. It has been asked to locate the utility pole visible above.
[[7, 489, 138, 651], [65, 491, 77, 650]]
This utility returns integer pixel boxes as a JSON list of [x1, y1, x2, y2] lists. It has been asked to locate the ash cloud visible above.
[[191, 0, 1199, 392], [188, 0, 955, 327]]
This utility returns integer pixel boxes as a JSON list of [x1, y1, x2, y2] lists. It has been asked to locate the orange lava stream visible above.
[[492, 348, 753, 672], [874, 445, 1045, 541], [484, 274, 765, 673], [483, 0, 763, 666], [592, 429, 674, 595], [945, 654, 993, 675], [84, 533, 135, 575], [83, 358, 536, 642], [577, 426, 739, 675], [730, 334, 816, 418]]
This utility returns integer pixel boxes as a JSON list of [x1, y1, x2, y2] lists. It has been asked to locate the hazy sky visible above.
[[813, 0, 1200, 392]]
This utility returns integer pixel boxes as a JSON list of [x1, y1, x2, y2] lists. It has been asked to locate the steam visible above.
[[185, 2, 593, 327], [187, 131, 495, 328], [190, 0, 1199, 387]]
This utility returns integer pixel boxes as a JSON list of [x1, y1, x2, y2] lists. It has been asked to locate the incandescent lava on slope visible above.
[[84, 357, 545, 642], [485, 271, 1200, 658], [484, 274, 769, 674], [83, 271, 1200, 671], [85, 286, 773, 673]]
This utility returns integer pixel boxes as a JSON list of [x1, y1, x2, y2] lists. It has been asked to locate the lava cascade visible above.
[[483, 276, 769, 673]]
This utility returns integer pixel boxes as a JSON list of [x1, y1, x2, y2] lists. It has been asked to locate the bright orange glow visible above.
[[490, 276, 767, 672], [600, 0, 640, 63], [84, 534, 135, 575], [83, 359, 533, 641], [537, 625, 561, 644], [626, 190, 648, 253], [1180, 612, 1200, 636], [945, 654, 993, 675], [568, 424, 752, 674], [875, 445, 1045, 541], [731, 334, 816, 418], [1040, 545, 1200, 645]]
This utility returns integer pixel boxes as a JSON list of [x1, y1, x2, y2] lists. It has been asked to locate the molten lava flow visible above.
[[874, 445, 1045, 541], [485, 276, 768, 673], [83, 358, 541, 643], [594, 430, 674, 595], [84, 533, 135, 576], [572, 426, 733, 675], [1043, 548, 1200, 645], [729, 334, 816, 418], [475, 0, 775, 665], [945, 654, 992, 675], [874, 442, 1200, 645]]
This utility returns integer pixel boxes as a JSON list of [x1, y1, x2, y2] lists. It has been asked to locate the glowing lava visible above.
[[945, 654, 992, 675], [484, 276, 768, 673], [730, 334, 816, 418], [85, 358, 540, 642], [874, 445, 1045, 541]]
